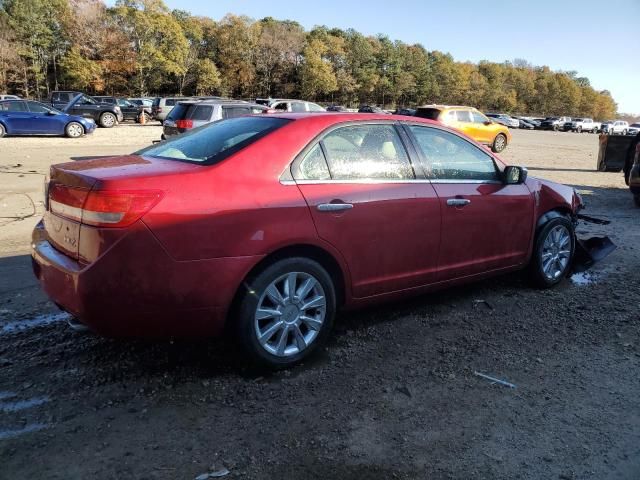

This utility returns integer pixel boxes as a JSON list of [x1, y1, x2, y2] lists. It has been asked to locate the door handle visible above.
[[446, 198, 471, 207], [317, 203, 354, 212]]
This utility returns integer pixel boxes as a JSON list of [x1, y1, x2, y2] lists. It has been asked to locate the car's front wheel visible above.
[[99, 112, 117, 128], [65, 122, 84, 138], [491, 133, 507, 153], [0, 123, 5, 138], [530, 216, 575, 288], [235, 257, 336, 368]]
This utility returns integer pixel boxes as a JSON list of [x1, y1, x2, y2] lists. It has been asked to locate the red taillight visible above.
[[49, 184, 162, 228], [175, 119, 193, 129], [265, 109, 276, 114]]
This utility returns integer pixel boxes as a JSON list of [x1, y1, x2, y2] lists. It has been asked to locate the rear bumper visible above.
[[31, 221, 260, 338]]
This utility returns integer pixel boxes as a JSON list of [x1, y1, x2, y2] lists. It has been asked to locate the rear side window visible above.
[[415, 108, 442, 120], [455, 110, 473, 122], [166, 98, 177, 106], [136, 117, 290, 164], [291, 102, 307, 113], [190, 105, 213, 121], [408, 125, 498, 181], [152, 98, 160, 107], [27, 102, 51, 113], [0, 101, 27, 112], [274, 103, 288, 111], [222, 106, 251, 119], [307, 103, 325, 112], [298, 144, 331, 180], [320, 124, 414, 180]]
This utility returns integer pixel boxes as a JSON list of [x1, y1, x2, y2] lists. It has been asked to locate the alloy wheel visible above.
[[541, 225, 571, 280], [254, 272, 326, 357], [67, 123, 83, 138]]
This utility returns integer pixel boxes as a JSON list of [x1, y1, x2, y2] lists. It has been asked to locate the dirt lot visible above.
[[0, 126, 638, 479]]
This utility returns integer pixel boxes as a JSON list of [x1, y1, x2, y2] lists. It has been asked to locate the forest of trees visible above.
[[0, 0, 619, 119]]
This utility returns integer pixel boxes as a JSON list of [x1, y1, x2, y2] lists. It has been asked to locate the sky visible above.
[[126, 0, 640, 113]]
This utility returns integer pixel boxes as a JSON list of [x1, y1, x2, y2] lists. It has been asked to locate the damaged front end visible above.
[[571, 213, 617, 274]]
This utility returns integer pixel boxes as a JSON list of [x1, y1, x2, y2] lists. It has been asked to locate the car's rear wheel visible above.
[[530, 216, 575, 288], [235, 257, 336, 368], [65, 122, 84, 138], [99, 112, 116, 128], [622, 129, 628, 135], [491, 133, 507, 153], [553, 125, 559, 131], [0, 123, 5, 138]]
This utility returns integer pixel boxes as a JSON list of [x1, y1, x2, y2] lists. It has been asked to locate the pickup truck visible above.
[[49, 91, 122, 128], [539, 116, 572, 131], [565, 118, 600, 133]]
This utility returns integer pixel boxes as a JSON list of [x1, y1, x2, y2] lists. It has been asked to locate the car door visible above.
[[0, 101, 30, 133], [69, 95, 99, 120], [292, 122, 441, 298], [25, 101, 63, 134], [469, 111, 492, 143], [405, 123, 534, 280]]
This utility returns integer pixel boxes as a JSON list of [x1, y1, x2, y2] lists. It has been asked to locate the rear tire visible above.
[[491, 133, 507, 153], [553, 125, 559, 131], [235, 257, 336, 369], [529, 216, 575, 288], [576, 126, 582, 133], [65, 121, 84, 138], [99, 112, 116, 128]]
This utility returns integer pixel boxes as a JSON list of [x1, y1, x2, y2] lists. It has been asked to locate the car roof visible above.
[[417, 105, 479, 111], [263, 112, 439, 124], [174, 99, 258, 106]]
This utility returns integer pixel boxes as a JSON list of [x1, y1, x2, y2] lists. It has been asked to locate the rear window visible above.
[[136, 117, 290, 164], [166, 103, 190, 120], [167, 104, 212, 121], [415, 108, 442, 120]]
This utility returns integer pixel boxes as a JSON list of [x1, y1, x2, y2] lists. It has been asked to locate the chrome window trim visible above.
[[280, 178, 502, 186]]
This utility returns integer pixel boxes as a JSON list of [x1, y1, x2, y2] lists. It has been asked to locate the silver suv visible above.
[[161, 100, 269, 139], [256, 98, 325, 112]]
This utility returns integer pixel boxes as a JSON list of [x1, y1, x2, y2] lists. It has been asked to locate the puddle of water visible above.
[[571, 271, 599, 286], [0, 423, 48, 441], [0, 396, 50, 413], [0, 312, 70, 336]]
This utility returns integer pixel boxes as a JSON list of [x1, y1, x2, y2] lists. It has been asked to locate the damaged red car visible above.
[[31, 113, 614, 367]]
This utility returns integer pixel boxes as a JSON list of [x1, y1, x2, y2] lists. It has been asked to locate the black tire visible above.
[[576, 126, 582, 133], [553, 125, 559, 131], [235, 257, 336, 368], [491, 133, 508, 153], [99, 112, 117, 128], [0, 123, 5, 137], [65, 121, 84, 138], [529, 216, 575, 288], [622, 129, 628, 136]]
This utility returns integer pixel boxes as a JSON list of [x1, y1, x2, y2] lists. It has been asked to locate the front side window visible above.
[[27, 102, 52, 113], [472, 111, 489, 124], [320, 124, 414, 180], [408, 125, 498, 181], [307, 103, 325, 112], [136, 116, 290, 164], [291, 102, 307, 113], [80, 95, 96, 105]]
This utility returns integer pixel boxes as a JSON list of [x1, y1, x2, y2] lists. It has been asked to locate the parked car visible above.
[[485, 113, 520, 128], [0, 94, 20, 100], [539, 116, 572, 131], [513, 117, 535, 129], [627, 133, 640, 206], [152, 97, 193, 122], [94, 96, 144, 123], [626, 123, 640, 136], [415, 105, 511, 152], [257, 98, 326, 113], [358, 105, 390, 114], [565, 118, 600, 133], [49, 91, 122, 128], [161, 100, 269, 139], [610, 120, 629, 135], [326, 105, 349, 112], [394, 108, 416, 116], [31, 112, 614, 367], [0, 98, 96, 138]]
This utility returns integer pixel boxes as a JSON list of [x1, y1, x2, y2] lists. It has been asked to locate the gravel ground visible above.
[[0, 126, 639, 479]]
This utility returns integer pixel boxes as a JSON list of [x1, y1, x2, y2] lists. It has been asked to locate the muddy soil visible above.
[[0, 127, 639, 479]]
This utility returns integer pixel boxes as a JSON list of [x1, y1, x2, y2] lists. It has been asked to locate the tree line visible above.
[[0, 0, 619, 119]]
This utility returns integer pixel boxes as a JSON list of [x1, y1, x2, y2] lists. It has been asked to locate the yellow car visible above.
[[415, 105, 511, 153]]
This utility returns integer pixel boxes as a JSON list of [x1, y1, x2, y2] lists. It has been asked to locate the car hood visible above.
[[62, 93, 84, 113], [527, 176, 582, 213]]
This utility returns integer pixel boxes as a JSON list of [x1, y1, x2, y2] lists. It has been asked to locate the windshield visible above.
[[136, 116, 290, 164]]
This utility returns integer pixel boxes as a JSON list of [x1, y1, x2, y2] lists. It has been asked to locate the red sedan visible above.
[[32, 113, 589, 367]]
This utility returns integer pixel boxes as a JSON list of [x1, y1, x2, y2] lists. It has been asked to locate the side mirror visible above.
[[504, 165, 528, 184], [46, 111, 57, 116], [484, 120, 492, 125]]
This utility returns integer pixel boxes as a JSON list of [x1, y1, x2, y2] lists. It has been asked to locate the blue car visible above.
[[0, 98, 96, 138]]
